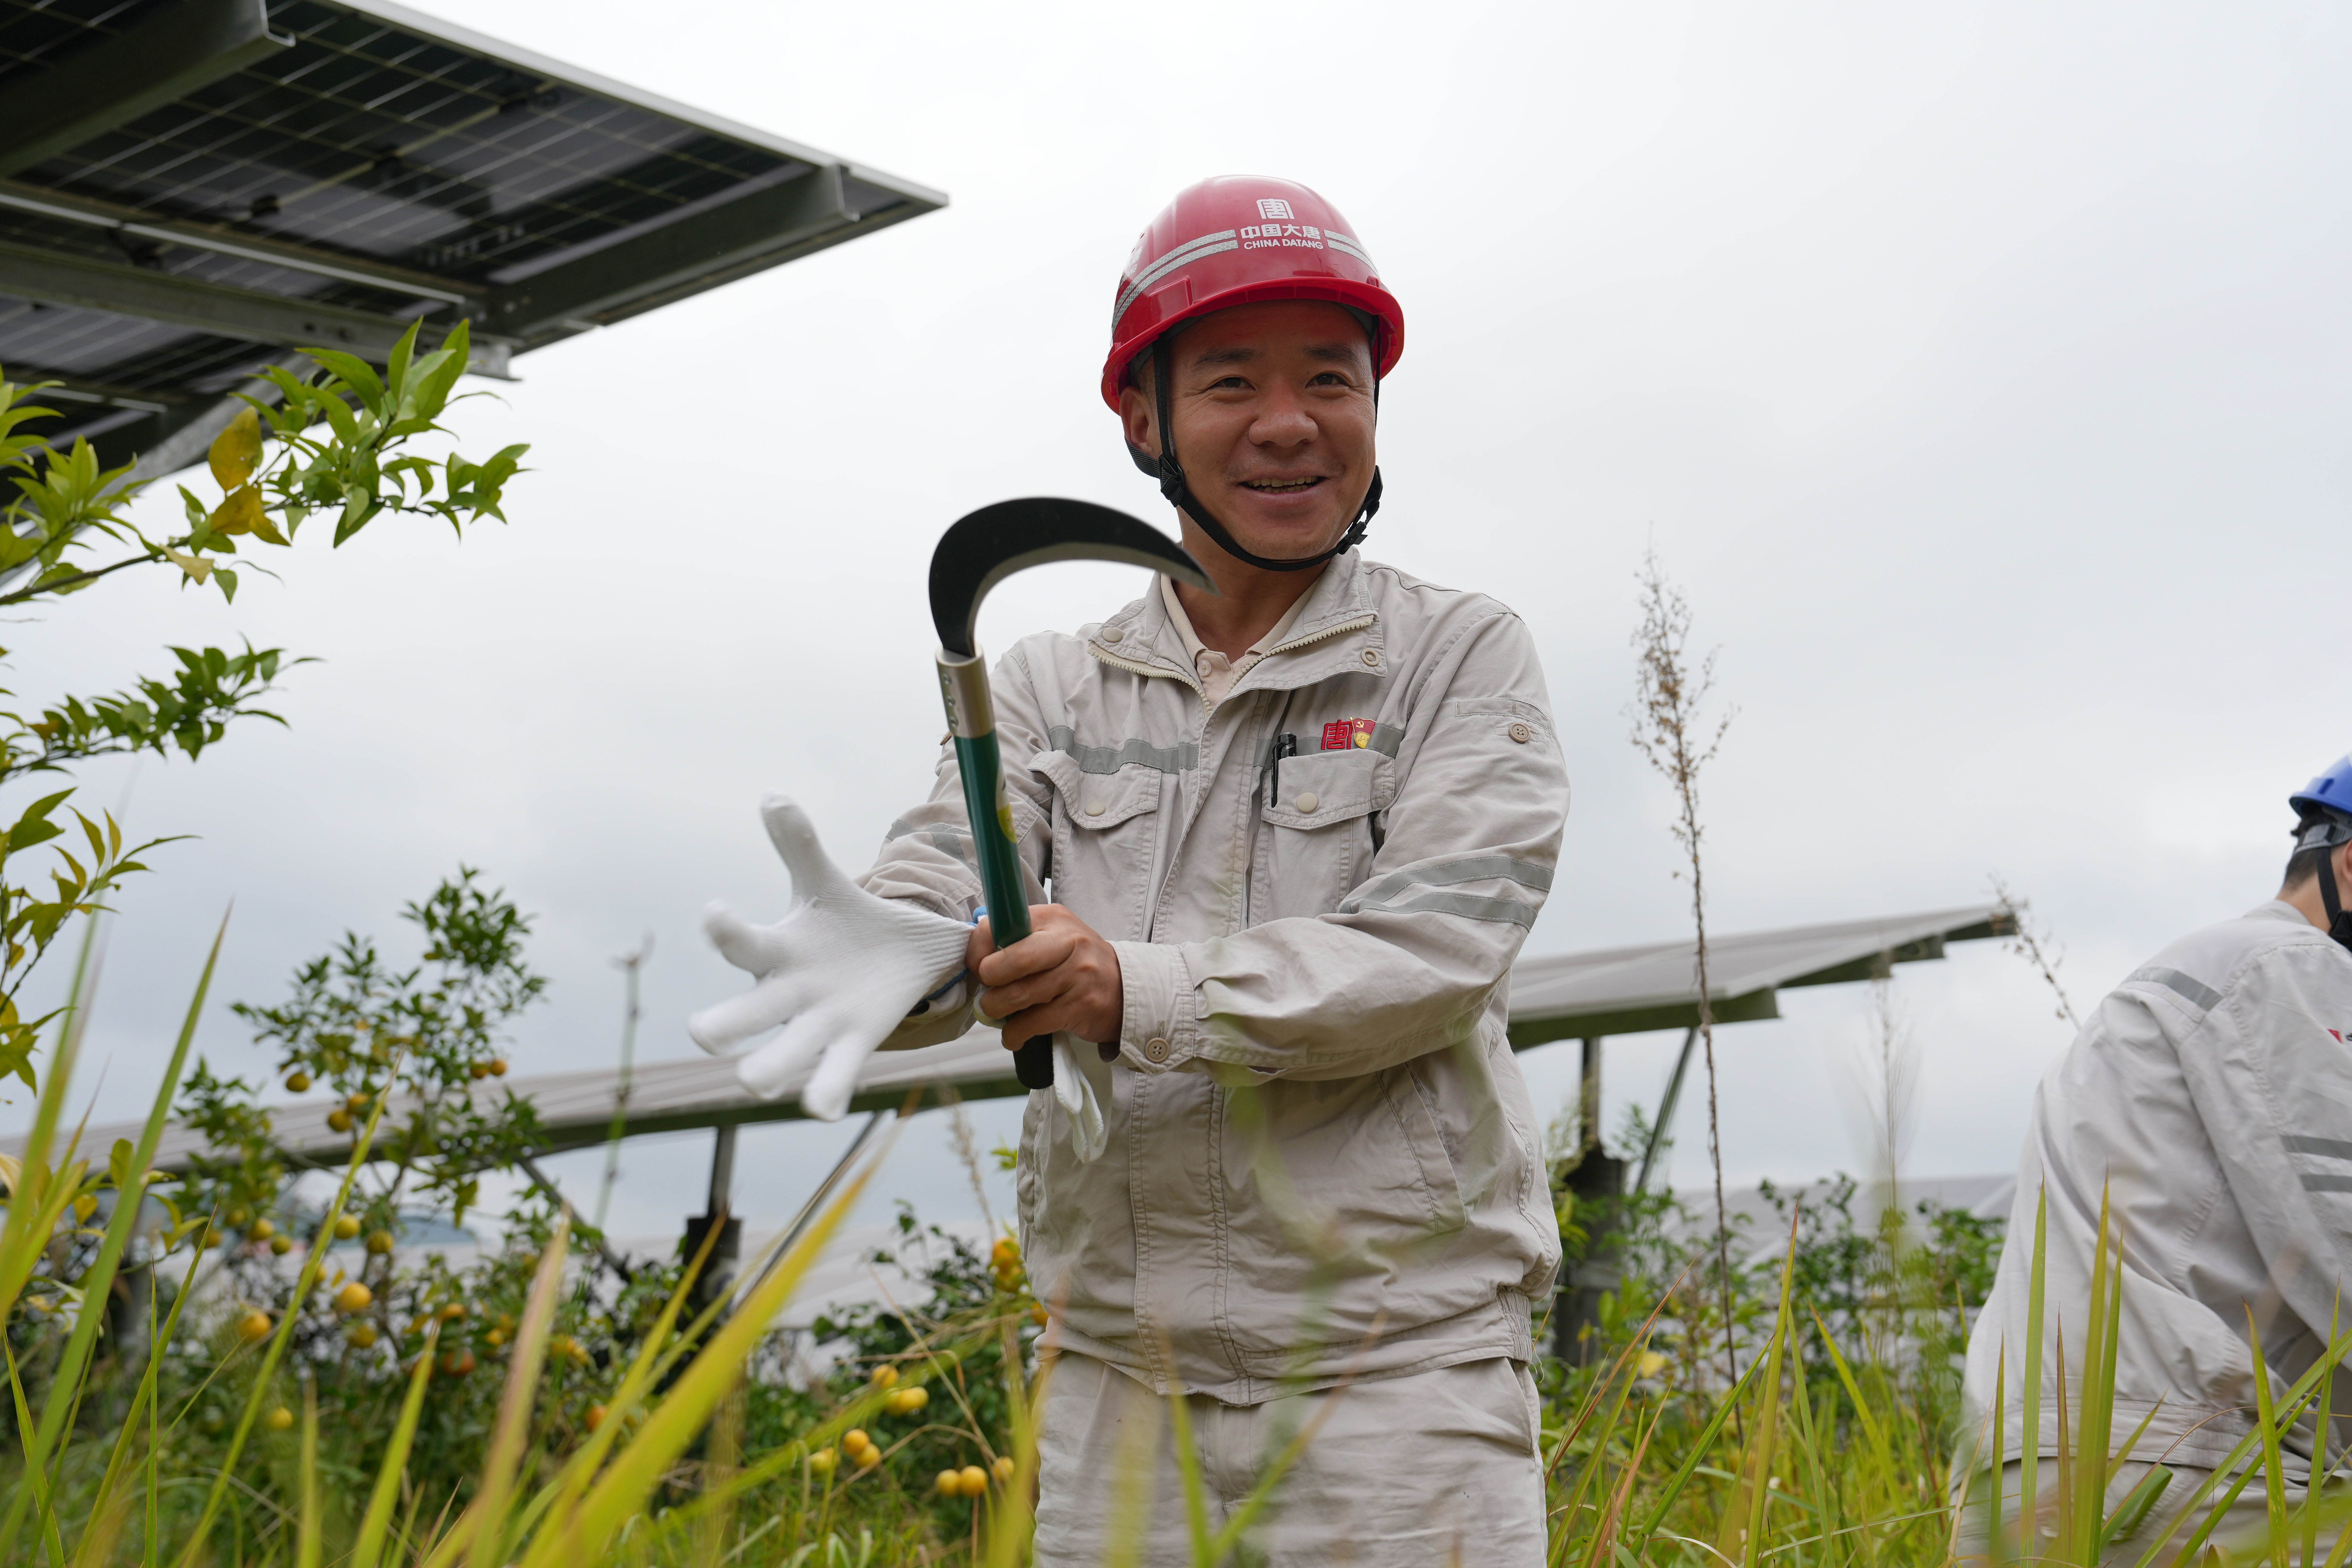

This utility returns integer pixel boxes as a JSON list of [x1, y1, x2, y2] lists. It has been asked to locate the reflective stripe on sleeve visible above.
[[1339, 854, 1554, 924], [2126, 965, 2222, 1012]]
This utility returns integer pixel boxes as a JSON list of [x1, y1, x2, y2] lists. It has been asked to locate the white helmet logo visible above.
[[1256, 197, 1295, 221]]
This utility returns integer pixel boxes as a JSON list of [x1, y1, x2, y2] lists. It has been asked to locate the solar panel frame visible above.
[[0, 0, 943, 467]]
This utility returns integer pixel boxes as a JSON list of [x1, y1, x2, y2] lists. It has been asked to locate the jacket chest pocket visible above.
[[1036, 751, 1166, 942], [1257, 748, 1395, 924]]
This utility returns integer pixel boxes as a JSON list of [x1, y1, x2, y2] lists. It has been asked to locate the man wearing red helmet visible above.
[[858, 177, 1566, 1562]]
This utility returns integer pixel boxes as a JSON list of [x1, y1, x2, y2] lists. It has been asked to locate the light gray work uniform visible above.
[[1959, 901, 2352, 1564], [862, 550, 1568, 1565]]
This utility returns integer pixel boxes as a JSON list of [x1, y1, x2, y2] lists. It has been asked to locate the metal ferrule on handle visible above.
[[936, 645, 1053, 1090]]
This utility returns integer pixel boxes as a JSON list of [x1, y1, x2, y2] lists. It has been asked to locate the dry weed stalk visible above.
[[943, 1086, 997, 1235], [1626, 545, 1738, 1388], [1989, 873, 2081, 1029]]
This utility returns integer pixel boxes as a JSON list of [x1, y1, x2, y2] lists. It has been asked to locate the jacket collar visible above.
[[1088, 549, 1385, 695]]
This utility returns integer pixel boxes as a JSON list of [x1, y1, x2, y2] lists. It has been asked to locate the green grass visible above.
[[6, 930, 2350, 1566]]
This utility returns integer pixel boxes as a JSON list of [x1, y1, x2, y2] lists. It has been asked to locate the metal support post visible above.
[[1635, 1026, 1701, 1194], [682, 1123, 742, 1311], [1556, 1036, 1626, 1364]]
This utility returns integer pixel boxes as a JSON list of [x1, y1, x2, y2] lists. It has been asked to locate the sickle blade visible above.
[[928, 497, 1213, 655]]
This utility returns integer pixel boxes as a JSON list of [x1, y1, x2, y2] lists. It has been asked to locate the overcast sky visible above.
[[7, 1, 2347, 1250]]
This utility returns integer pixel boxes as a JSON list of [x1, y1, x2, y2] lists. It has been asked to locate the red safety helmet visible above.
[[1103, 177, 1405, 572]]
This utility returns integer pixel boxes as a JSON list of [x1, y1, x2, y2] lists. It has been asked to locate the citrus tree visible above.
[[0, 323, 525, 1089]]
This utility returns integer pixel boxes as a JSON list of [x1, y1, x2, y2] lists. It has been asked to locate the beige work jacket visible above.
[[1962, 901, 2352, 1476], [860, 549, 1568, 1404]]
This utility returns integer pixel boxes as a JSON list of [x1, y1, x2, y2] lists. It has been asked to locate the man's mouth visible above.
[[1242, 476, 1326, 492]]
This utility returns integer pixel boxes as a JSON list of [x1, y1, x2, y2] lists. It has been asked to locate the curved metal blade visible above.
[[929, 497, 1213, 655]]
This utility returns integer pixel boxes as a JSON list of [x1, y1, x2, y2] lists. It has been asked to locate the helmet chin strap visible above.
[[2320, 850, 2352, 953], [1127, 337, 1381, 574]]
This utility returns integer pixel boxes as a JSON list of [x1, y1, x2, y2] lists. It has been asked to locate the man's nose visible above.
[[1248, 383, 1318, 446]]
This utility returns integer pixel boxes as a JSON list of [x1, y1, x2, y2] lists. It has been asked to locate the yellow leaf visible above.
[[207, 485, 268, 539], [162, 546, 213, 585], [208, 406, 262, 491]]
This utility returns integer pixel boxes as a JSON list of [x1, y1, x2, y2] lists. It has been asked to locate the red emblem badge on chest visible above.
[[1322, 719, 1376, 751]]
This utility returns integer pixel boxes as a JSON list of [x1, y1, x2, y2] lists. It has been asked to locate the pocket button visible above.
[[1294, 791, 1319, 814], [1102, 626, 1124, 643], [1085, 800, 1105, 816], [1360, 648, 1381, 667], [1508, 722, 1533, 744], [1143, 1036, 1171, 1063]]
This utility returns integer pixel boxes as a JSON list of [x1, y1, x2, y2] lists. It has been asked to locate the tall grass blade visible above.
[[466, 1212, 570, 1568], [2249, 1307, 2290, 1568], [5, 911, 226, 1564], [76, 1217, 209, 1558], [2307, 1295, 2341, 1568], [297, 1377, 321, 1568], [1158, 1372, 1214, 1568], [522, 1155, 879, 1565], [982, 1331, 1047, 1568], [350, 1322, 440, 1568], [2022, 1187, 2048, 1553], [173, 1044, 404, 1568], [1632, 1355, 1763, 1545], [1734, 1210, 1800, 1568], [0, 911, 107, 1327]]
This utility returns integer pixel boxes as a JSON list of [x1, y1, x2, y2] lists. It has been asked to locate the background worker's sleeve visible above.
[[2172, 942, 2352, 1383], [1115, 610, 1568, 1082], [855, 650, 1057, 1051]]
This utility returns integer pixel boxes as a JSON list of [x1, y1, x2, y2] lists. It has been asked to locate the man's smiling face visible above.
[[1119, 299, 1377, 568]]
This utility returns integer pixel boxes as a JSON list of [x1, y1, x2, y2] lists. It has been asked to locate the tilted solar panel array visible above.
[[0, 0, 939, 465]]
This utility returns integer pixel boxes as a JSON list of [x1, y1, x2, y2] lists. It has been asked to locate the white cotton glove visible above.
[[1051, 1035, 1112, 1163], [689, 795, 975, 1120]]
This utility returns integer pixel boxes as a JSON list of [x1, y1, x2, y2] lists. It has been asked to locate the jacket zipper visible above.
[[1265, 612, 1376, 657]]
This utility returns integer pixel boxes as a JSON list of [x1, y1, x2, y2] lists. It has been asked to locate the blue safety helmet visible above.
[[2291, 754, 2352, 850], [2291, 755, 2352, 952]]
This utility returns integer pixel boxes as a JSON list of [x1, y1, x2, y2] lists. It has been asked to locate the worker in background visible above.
[[695, 176, 1569, 1564], [1960, 755, 2352, 1563]]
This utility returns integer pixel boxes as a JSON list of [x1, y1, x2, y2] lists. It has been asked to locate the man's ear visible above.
[[1117, 382, 1159, 460]]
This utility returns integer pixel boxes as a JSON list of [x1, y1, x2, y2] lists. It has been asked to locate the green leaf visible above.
[[304, 349, 387, 416]]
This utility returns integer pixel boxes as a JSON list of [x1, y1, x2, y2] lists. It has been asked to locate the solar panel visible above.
[[0, 0, 943, 471]]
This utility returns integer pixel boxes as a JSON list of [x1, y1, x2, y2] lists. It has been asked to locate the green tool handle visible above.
[[940, 652, 1054, 1090]]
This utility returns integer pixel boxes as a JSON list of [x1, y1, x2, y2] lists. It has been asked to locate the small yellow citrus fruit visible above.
[[869, 1364, 898, 1389], [489, 1058, 508, 1077], [935, 1469, 962, 1496], [270, 1234, 293, 1256], [365, 1229, 394, 1255], [348, 1321, 379, 1348], [469, 1060, 489, 1079], [993, 1455, 1016, 1483], [886, 1386, 929, 1414], [332, 1214, 360, 1240], [346, 1092, 370, 1110], [236, 1310, 272, 1343], [284, 1071, 311, 1093], [586, 1403, 607, 1431], [248, 1217, 275, 1241], [958, 1464, 988, 1497], [226, 1208, 249, 1228], [807, 1447, 837, 1474], [333, 1281, 372, 1313], [325, 1109, 352, 1133], [264, 1406, 294, 1432]]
